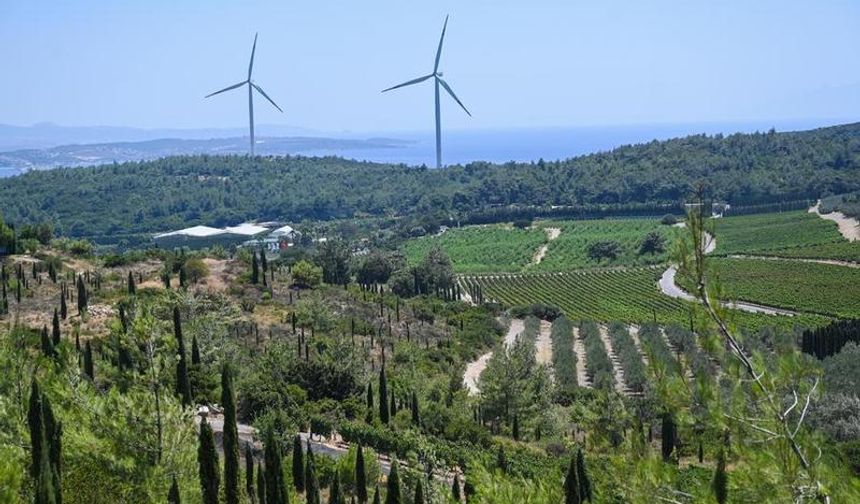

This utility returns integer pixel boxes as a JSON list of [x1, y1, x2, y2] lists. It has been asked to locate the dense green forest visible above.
[[0, 123, 858, 242]]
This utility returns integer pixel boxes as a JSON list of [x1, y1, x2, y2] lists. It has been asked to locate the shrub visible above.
[[292, 260, 322, 288], [586, 240, 621, 262], [661, 214, 678, 225]]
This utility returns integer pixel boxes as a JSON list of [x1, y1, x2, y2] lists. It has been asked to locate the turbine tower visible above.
[[382, 15, 471, 169], [205, 33, 283, 155]]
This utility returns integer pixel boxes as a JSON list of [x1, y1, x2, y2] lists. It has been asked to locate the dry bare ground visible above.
[[572, 325, 591, 388], [598, 324, 629, 394], [535, 319, 553, 366], [530, 226, 561, 265], [810, 201, 860, 242], [463, 318, 524, 394]]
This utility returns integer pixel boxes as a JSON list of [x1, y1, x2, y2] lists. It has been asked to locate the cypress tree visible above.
[[198, 418, 220, 504], [306, 440, 321, 504], [512, 415, 520, 441], [257, 461, 267, 504], [451, 473, 461, 502], [191, 334, 201, 366], [463, 478, 475, 502], [389, 390, 396, 420], [51, 309, 61, 346], [251, 252, 260, 285], [264, 429, 287, 504], [371, 487, 380, 504], [712, 448, 728, 504], [384, 461, 400, 504], [661, 413, 676, 463], [496, 446, 507, 473], [179, 267, 187, 289], [261, 251, 268, 273], [292, 434, 305, 493], [413, 479, 424, 504], [355, 444, 367, 504], [410, 391, 420, 426], [575, 448, 591, 502], [378, 367, 389, 425], [222, 366, 240, 504], [168, 476, 181, 504], [564, 455, 581, 504], [366, 382, 373, 410], [42, 396, 62, 504], [76, 276, 86, 314], [245, 443, 255, 499], [174, 307, 192, 407], [328, 471, 343, 504], [41, 325, 54, 358], [83, 341, 94, 380], [128, 271, 136, 295], [28, 379, 44, 480]]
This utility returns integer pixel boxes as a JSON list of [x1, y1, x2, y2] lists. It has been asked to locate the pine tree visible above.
[[378, 367, 389, 425], [306, 440, 321, 504], [328, 470, 343, 504], [198, 418, 220, 504], [355, 443, 368, 504], [413, 479, 424, 504], [51, 309, 61, 346], [83, 341, 94, 380], [257, 461, 267, 504], [168, 476, 181, 504], [292, 434, 305, 493], [246, 443, 255, 500], [576, 448, 591, 502], [264, 429, 287, 504], [384, 461, 401, 504], [223, 366, 240, 504], [712, 448, 728, 504], [128, 271, 136, 295], [410, 391, 420, 426], [451, 473, 461, 502], [564, 455, 581, 504], [174, 307, 192, 407]]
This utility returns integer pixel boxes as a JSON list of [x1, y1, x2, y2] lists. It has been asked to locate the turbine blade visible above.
[[252, 83, 283, 113], [437, 77, 471, 116], [434, 15, 449, 73], [381, 74, 434, 93], [248, 33, 258, 79], [205, 81, 247, 98]]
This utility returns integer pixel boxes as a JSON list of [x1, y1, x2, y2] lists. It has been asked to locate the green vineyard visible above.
[[713, 211, 851, 256], [463, 266, 830, 330]]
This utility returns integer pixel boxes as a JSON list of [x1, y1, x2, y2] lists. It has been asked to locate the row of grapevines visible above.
[[664, 325, 714, 378], [550, 316, 577, 393], [580, 321, 614, 391], [607, 322, 648, 393], [637, 322, 680, 376]]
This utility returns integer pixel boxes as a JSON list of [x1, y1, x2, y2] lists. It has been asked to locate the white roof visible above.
[[154, 225, 225, 239], [270, 225, 295, 236], [224, 223, 269, 236]]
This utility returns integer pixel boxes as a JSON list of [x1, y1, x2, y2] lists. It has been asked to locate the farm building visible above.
[[153, 223, 269, 249]]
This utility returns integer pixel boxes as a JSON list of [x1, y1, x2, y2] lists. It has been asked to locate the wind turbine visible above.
[[205, 33, 283, 155], [382, 15, 470, 169]]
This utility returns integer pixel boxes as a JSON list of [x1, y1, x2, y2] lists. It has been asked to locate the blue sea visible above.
[[0, 119, 843, 177]]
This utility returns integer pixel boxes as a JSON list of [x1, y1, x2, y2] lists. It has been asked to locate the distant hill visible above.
[[0, 135, 412, 174], [0, 122, 858, 246]]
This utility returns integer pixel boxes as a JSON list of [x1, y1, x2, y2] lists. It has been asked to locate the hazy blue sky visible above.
[[1, 0, 859, 133]]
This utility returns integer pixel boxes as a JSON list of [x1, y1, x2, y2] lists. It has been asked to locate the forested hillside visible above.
[[1, 123, 858, 239]]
